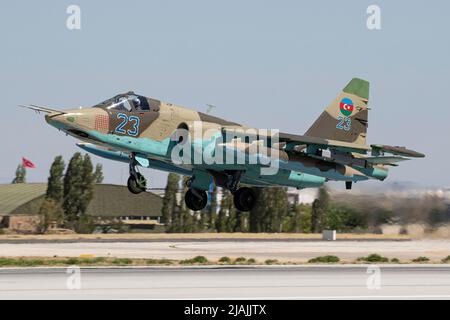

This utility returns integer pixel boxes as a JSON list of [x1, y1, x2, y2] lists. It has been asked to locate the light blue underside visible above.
[[85, 130, 381, 188]]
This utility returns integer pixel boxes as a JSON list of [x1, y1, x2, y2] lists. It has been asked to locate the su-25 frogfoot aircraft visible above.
[[21, 78, 424, 212]]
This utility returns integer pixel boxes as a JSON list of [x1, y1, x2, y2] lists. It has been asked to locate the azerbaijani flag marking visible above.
[[339, 98, 354, 117]]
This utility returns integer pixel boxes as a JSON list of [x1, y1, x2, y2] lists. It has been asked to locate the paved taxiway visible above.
[[0, 265, 450, 299], [0, 240, 449, 262]]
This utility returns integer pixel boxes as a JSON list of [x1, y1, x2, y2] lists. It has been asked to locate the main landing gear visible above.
[[184, 188, 208, 211], [233, 187, 257, 212], [127, 155, 147, 194], [183, 171, 257, 212]]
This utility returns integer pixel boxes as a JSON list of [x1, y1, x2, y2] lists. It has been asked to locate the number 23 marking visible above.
[[115, 113, 140, 136], [336, 116, 351, 131]]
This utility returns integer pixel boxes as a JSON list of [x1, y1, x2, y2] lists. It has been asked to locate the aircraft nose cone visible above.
[[45, 113, 72, 130]]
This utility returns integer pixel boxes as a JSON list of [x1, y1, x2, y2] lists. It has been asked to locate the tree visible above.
[[78, 154, 95, 215], [216, 189, 233, 232], [311, 187, 329, 232], [234, 211, 248, 232], [93, 163, 104, 184], [179, 177, 196, 233], [268, 188, 288, 232], [37, 198, 64, 234], [249, 188, 269, 232], [63, 152, 84, 221], [325, 204, 368, 231], [161, 173, 180, 229], [63, 153, 96, 233], [46, 156, 65, 202], [207, 185, 218, 230], [283, 204, 312, 233], [12, 164, 26, 184]]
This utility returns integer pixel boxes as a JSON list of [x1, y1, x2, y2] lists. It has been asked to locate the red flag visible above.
[[22, 157, 36, 169]]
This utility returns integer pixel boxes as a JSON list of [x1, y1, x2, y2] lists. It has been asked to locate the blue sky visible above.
[[1, 1, 449, 188]]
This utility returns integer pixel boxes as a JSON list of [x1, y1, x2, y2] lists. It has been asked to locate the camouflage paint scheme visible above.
[[24, 78, 424, 192]]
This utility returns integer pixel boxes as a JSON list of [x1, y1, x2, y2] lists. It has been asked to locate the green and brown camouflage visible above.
[[21, 77, 424, 210], [305, 78, 369, 145]]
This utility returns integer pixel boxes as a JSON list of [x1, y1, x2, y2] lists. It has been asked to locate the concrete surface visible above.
[[0, 240, 449, 262], [1, 265, 450, 299]]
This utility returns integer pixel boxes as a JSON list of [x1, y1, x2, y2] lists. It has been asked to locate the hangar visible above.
[[0, 183, 163, 233]]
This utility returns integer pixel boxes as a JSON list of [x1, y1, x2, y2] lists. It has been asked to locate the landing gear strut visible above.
[[127, 154, 147, 194]]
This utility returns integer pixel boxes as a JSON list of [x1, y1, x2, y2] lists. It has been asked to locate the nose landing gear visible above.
[[127, 155, 147, 194]]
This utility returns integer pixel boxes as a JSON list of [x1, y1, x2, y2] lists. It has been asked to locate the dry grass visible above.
[[0, 232, 411, 241]]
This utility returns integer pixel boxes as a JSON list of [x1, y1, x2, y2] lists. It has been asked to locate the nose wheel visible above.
[[127, 172, 147, 194], [127, 155, 147, 194], [184, 188, 208, 211]]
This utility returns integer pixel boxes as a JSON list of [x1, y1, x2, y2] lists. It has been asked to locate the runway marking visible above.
[[194, 295, 450, 300]]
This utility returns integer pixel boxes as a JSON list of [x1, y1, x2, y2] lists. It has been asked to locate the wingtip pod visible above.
[[371, 144, 425, 158]]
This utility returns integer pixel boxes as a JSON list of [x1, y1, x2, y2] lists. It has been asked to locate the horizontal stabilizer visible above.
[[371, 144, 425, 158], [365, 156, 409, 165]]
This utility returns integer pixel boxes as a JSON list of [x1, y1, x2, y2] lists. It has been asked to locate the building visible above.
[[287, 188, 318, 205], [0, 183, 163, 233]]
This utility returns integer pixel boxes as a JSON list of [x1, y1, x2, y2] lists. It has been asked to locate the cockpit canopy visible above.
[[93, 91, 152, 112]]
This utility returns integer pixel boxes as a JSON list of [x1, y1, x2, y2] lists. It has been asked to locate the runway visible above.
[[1, 265, 450, 299], [0, 239, 449, 262]]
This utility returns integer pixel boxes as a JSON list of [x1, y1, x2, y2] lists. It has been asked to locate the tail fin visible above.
[[304, 78, 369, 145]]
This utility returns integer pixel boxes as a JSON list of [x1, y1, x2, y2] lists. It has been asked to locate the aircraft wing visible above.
[[278, 133, 425, 158], [278, 132, 372, 154], [221, 127, 371, 153], [222, 127, 424, 168]]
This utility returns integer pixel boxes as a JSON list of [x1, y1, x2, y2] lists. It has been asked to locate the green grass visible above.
[[180, 256, 209, 265], [65, 257, 108, 265], [412, 256, 430, 263], [111, 258, 133, 265], [247, 258, 256, 264], [145, 258, 173, 265], [234, 257, 247, 264], [357, 254, 390, 263], [0, 257, 78, 267], [264, 259, 278, 265], [308, 255, 340, 263], [218, 256, 231, 264], [390, 258, 400, 263]]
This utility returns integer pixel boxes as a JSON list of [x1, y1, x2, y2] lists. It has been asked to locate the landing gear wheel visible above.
[[184, 189, 208, 211], [233, 187, 257, 212], [127, 172, 147, 194]]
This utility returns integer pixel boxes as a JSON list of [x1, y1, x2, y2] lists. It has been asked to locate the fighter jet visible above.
[[21, 78, 424, 211]]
